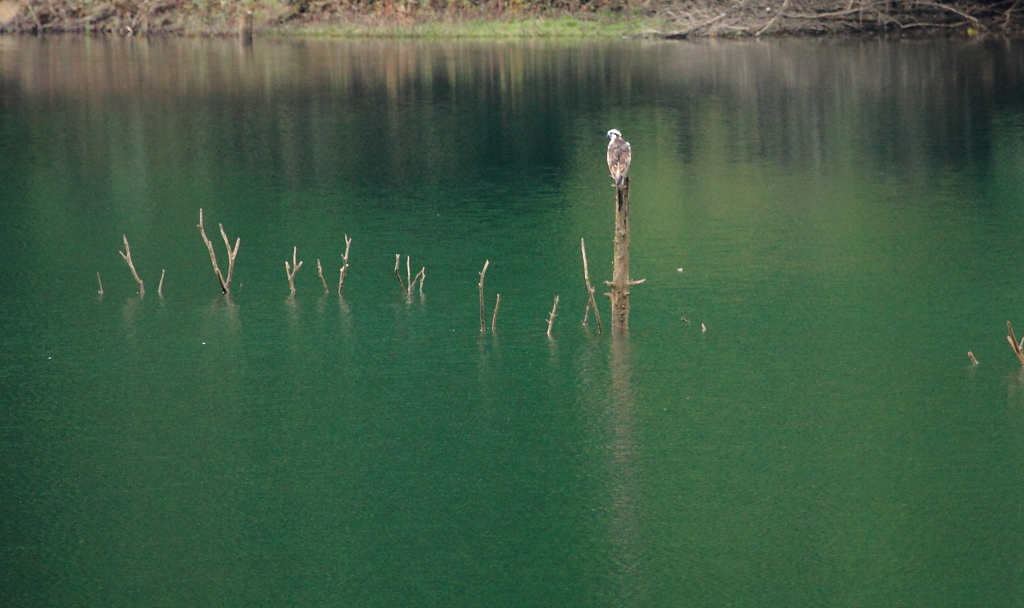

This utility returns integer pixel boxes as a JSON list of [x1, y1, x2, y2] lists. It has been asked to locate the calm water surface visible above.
[[2, 36, 1024, 607]]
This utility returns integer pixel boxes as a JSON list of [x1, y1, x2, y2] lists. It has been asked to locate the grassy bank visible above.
[[0, 0, 1021, 38], [278, 13, 661, 38]]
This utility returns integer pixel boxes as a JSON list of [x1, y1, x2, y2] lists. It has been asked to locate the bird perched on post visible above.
[[606, 129, 631, 190]]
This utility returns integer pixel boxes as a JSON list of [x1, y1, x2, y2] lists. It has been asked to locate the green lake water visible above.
[[2, 36, 1024, 606]]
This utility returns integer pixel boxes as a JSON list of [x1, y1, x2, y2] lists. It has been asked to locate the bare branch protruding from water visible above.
[[581, 238, 603, 333], [317, 259, 329, 294], [547, 295, 559, 338], [394, 254, 423, 300], [491, 293, 501, 332], [478, 259, 489, 332], [1008, 321, 1024, 366], [338, 234, 352, 295], [119, 234, 144, 297], [411, 267, 425, 297], [394, 254, 406, 293], [197, 209, 238, 295], [285, 246, 303, 295]]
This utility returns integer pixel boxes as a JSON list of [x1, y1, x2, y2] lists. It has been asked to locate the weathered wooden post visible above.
[[605, 177, 645, 330]]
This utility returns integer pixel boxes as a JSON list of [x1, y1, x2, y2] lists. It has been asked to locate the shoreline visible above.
[[1, 0, 1021, 39]]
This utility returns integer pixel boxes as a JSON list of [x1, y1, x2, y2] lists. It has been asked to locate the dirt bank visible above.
[[0, 0, 1021, 38]]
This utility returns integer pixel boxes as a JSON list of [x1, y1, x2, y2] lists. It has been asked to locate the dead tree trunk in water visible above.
[[604, 177, 645, 330]]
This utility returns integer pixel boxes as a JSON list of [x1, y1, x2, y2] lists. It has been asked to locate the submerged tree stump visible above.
[[605, 177, 644, 330]]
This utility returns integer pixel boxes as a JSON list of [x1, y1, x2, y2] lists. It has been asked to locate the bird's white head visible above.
[[607, 129, 622, 141]]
